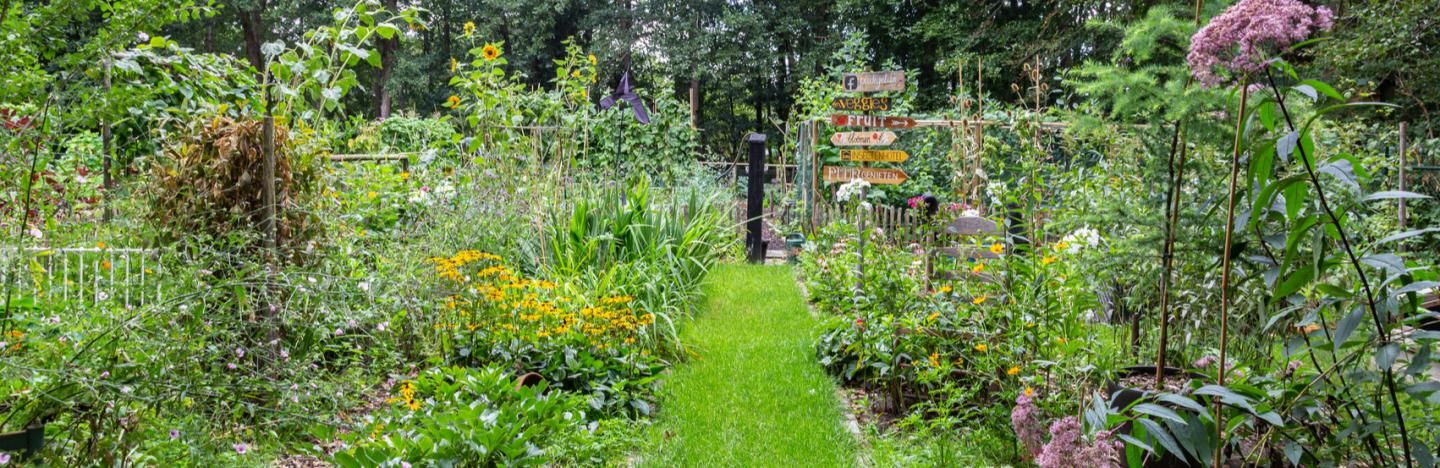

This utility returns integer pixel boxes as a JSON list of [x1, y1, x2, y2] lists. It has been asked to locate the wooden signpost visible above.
[[829, 115, 916, 129], [842, 71, 906, 92], [823, 166, 908, 185], [831, 131, 897, 146], [830, 97, 891, 112], [840, 149, 909, 163]]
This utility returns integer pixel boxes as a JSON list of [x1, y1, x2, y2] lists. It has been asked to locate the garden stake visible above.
[[1263, 66, 1412, 468], [1215, 75, 1248, 468]]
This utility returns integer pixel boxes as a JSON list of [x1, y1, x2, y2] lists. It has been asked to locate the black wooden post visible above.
[[746, 132, 766, 263]]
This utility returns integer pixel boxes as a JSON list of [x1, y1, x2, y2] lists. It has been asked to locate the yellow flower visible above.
[[101, 260, 112, 270], [972, 295, 988, 305], [989, 243, 1004, 255], [366, 191, 377, 199], [1024, 386, 1035, 397], [935, 285, 952, 294], [588, 54, 597, 65], [1007, 366, 1021, 376], [97, 241, 107, 249], [571, 69, 581, 78], [449, 57, 457, 73], [445, 95, 461, 108], [971, 263, 984, 274], [481, 44, 500, 61], [399, 172, 410, 180], [926, 312, 940, 323], [1041, 255, 1057, 265], [463, 21, 476, 36], [928, 352, 940, 367], [1053, 241, 1069, 252], [973, 343, 988, 352]]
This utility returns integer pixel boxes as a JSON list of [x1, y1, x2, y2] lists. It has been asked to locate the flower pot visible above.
[[1107, 366, 1205, 467], [784, 234, 806, 263], [514, 372, 545, 392]]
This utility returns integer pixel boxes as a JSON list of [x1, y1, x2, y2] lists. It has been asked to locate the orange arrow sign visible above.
[[830, 115, 917, 129], [823, 166, 909, 185], [831, 131, 898, 146], [840, 149, 909, 163]]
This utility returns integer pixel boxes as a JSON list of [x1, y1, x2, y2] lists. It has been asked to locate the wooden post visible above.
[[746, 132, 767, 263], [262, 85, 278, 253], [102, 58, 114, 222], [1399, 122, 1408, 230], [854, 186, 868, 310], [690, 79, 700, 129]]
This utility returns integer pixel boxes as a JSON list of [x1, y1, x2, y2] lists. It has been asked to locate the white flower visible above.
[[961, 209, 980, 217], [836, 179, 871, 203], [1059, 227, 1102, 254], [27, 228, 42, 240], [358, 281, 371, 293], [376, 322, 386, 332], [136, 32, 149, 43]]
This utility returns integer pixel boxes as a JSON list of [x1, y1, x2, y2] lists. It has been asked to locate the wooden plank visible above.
[[840, 149, 909, 163], [823, 166, 908, 185], [944, 216, 998, 236], [830, 115, 916, 129], [830, 97, 892, 112], [831, 131, 898, 146], [843, 71, 906, 92]]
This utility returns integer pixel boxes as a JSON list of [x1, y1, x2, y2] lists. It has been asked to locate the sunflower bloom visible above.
[[463, 21, 476, 36], [971, 263, 984, 274], [588, 54, 597, 65], [445, 95, 460, 108], [1024, 386, 1035, 397], [989, 243, 1004, 255], [481, 44, 500, 61]]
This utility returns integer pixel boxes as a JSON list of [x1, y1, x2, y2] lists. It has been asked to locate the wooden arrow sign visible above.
[[842, 71, 906, 92], [840, 149, 909, 163], [830, 114, 917, 129], [831, 131, 898, 146], [830, 97, 891, 112], [823, 166, 908, 185]]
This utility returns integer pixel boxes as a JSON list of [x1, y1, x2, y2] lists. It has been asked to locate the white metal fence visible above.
[[1, 247, 167, 311]]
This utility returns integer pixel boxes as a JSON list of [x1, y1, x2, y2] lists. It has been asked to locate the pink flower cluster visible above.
[[1012, 393, 1123, 467], [1187, 0, 1334, 87]]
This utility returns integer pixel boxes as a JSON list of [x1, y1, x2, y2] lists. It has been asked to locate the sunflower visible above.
[[481, 44, 500, 61], [445, 95, 460, 108], [588, 54, 597, 65], [449, 57, 457, 73], [989, 242, 1005, 255], [463, 21, 476, 36]]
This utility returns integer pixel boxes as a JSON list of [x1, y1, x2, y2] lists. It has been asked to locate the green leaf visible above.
[[1138, 418, 1185, 462], [1134, 403, 1187, 424], [1275, 265, 1313, 298], [1299, 79, 1343, 100], [1362, 191, 1431, 202], [1376, 342, 1401, 369], [1376, 228, 1440, 244], [1334, 306, 1366, 352]]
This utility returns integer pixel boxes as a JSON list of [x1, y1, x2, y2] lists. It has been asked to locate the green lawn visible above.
[[645, 264, 857, 467]]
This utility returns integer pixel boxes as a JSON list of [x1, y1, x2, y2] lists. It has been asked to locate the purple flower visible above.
[[1194, 355, 1218, 368], [1011, 392, 1045, 458], [1036, 417, 1084, 467], [100, 371, 110, 379], [235, 347, 245, 358], [1187, 0, 1335, 87], [233, 442, 248, 454], [227, 362, 237, 370], [0, 452, 10, 465], [169, 429, 181, 439]]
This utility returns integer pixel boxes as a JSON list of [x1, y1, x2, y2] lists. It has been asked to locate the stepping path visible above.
[[646, 264, 857, 467]]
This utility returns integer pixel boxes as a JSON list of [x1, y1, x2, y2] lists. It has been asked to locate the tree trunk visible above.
[[376, 0, 398, 119], [238, 1, 267, 74]]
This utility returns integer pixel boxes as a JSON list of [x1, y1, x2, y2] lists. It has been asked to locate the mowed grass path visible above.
[[645, 264, 856, 467]]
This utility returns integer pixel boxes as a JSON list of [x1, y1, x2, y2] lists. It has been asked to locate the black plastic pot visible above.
[[1107, 366, 1205, 467], [0, 424, 45, 458]]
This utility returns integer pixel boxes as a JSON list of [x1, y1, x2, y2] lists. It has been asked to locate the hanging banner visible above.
[[830, 97, 891, 112], [840, 149, 909, 163], [830, 131, 898, 146], [823, 166, 908, 185], [829, 114, 916, 129], [842, 71, 906, 93]]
